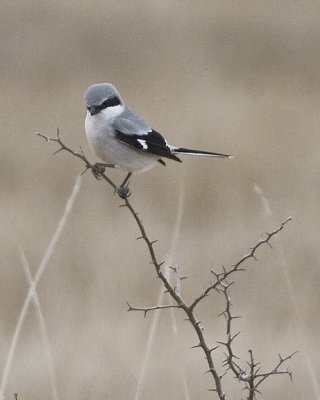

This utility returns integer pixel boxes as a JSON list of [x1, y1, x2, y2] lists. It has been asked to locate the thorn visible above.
[[136, 236, 143, 240], [231, 331, 241, 341], [221, 360, 230, 368], [209, 346, 220, 353], [195, 321, 202, 326], [221, 360, 229, 368], [246, 360, 254, 368], [80, 166, 90, 175], [191, 344, 201, 349], [210, 269, 218, 275], [216, 340, 227, 346], [219, 370, 228, 379], [37, 132, 49, 141], [180, 276, 188, 280], [52, 147, 63, 155], [150, 240, 158, 245]]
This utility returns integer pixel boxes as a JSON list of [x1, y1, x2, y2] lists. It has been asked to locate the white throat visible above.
[[99, 104, 124, 120]]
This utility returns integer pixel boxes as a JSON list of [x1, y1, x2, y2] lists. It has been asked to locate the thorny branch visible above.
[[218, 281, 296, 400], [190, 216, 292, 311], [37, 130, 117, 190], [38, 130, 295, 399], [126, 302, 181, 318]]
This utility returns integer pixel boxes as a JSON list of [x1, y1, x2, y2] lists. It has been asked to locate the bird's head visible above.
[[84, 83, 124, 116]]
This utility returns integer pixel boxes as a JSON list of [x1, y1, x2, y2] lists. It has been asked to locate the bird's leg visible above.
[[116, 172, 132, 199], [92, 162, 116, 180], [120, 172, 132, 188]]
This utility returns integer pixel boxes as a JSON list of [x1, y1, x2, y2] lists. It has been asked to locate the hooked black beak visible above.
[[88, 106, 100, 116]]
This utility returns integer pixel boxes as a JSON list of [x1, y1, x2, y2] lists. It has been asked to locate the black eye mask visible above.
[[88, 96, 121, 114]]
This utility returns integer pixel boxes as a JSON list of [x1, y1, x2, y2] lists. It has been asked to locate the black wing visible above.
[[115, 129, 182, 163]]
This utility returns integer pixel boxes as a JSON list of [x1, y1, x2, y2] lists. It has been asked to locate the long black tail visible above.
[[174, 147, 232, 158]]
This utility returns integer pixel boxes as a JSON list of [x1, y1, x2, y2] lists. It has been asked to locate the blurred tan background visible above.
[[0, 1, 319, 399]]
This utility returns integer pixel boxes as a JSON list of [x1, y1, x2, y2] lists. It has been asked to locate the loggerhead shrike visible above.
[[84, 83, 231, 196]]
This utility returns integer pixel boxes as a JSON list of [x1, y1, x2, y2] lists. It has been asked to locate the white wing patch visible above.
[[137, 139, 148, 150]]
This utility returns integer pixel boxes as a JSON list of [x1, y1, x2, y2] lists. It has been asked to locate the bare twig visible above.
[[38, 130, 226, 399], [218, 281, 295, 400], [232, 217, 292, 270], [127, 302, 181, 317], [37, 129, 117, 190], [38, 131, 294, 399], [123, 196, 226, 399], [218, 283, 243, 380], [255, 351, 297, 387], [190, 217, 292, 311]]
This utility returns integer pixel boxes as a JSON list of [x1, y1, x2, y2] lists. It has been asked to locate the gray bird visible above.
[[84, 83, 231, 195]]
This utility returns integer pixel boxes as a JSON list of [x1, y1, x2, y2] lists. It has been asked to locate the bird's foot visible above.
[[115, 172, 132, 199], [91, 163, 115, 180], [116, 183, 131, 199]]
